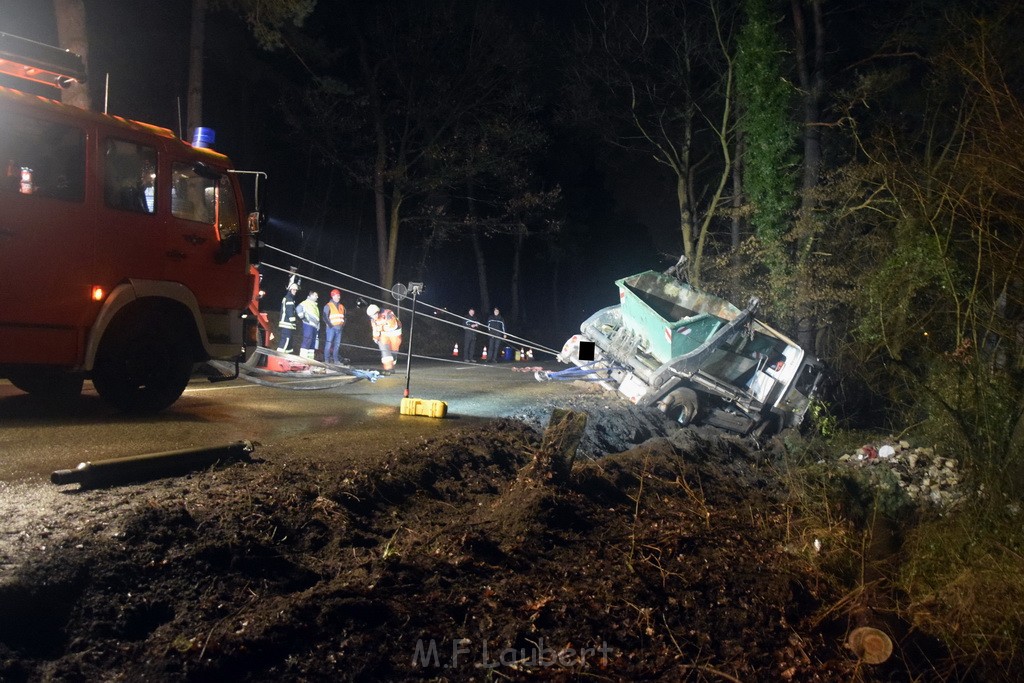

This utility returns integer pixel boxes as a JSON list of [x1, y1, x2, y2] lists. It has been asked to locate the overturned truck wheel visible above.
[[657, 387, 699, 427]]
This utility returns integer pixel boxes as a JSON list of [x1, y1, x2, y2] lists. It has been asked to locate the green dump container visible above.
[[615, 271, 742, 364]]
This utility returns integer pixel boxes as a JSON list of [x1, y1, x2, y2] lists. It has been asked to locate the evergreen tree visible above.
[[735, 0, 797, 281]]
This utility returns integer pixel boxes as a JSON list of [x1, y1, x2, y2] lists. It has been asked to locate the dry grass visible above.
[[776, 428, 1024, 678], [898, 501, 1024, 678]]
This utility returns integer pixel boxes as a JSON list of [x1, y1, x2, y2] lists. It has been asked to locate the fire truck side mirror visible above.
[[248, 211, 260, 234]]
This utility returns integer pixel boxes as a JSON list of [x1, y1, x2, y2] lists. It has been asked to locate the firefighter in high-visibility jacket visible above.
[[323, 289, 346, 365], [276, 281, 300, 352], [366, 304, 402, 374], [296, 291, 320, 360]]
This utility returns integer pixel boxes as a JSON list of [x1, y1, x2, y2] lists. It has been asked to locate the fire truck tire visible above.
[[92, 313, 195, 413], [8, 370, 84, 399]]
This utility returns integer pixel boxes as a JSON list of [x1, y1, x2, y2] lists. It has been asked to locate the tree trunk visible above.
[[374, 148, 389, 287], [731, 132, 744, 250], [187, 0, 207, 136], [52, 0, 90, 110], [791, 0, 825, 352], [467, 181, 489, 312], [550, 255, 561, 332], [349, 216, 361, 280], [674, 113, 695, 270], [416, 225, 438, 281], [677, 174, 693, 267], [510, 226, 526, 324], [385, 189, 402, 291], [792, 0, 824, 218], [470, 230, 490, 313], [359, 40, 390, 287]]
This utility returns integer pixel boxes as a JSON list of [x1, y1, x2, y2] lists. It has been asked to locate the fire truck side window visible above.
[[103, 139, 156, 214], [1, 113, 84, 201]]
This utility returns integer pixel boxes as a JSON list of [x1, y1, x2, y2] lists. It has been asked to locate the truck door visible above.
[[0, 106, 91, 364], [165, 161, 249, 311], [94, 137, 165, 290]]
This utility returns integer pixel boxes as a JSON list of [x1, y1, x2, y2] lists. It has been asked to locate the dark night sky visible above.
[[0, 1, 702, 344]]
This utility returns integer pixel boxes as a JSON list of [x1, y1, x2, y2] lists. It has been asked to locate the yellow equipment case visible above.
[[399, 397, 448, 419]]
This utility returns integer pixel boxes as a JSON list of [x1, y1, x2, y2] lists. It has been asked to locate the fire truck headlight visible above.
[[91, 286, 105, 302]]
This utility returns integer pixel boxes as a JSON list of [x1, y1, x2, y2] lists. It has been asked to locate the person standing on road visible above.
[[463, 308, 480, 362], [296, 290, 320, 360], [323, 289, 347, 364], [486, 307, 506, 363], [277, 281, 300, 352], [366, 304, 402, 374]]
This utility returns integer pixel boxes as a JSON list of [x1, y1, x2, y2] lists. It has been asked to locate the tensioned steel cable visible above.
[[259, 261, 547, 371], [260, 245, 559, 355], [259, 244, 562, 356]]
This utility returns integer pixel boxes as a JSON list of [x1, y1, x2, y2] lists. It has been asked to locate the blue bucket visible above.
[[192, 127, 216, 149], [503, 347, 514, 361]]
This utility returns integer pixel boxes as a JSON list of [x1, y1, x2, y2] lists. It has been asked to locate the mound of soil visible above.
[[0, 419, 873, 681], [507, 382, 679, 458]]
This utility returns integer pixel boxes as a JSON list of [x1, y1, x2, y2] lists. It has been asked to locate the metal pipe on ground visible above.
[[51, 440, 255, 489]]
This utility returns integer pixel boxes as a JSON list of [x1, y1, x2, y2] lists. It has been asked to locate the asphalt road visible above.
[[0, 358, 576, 483]]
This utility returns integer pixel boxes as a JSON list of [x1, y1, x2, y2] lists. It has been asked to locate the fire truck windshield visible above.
[[172, 162, 241, 242]]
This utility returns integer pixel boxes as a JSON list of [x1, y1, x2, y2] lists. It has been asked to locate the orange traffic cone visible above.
[[526, 349, 533, 360], [452, 343, 459, 357], [481, 346, 488, 361]]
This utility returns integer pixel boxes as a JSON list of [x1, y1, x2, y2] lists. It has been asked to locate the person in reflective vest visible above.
[[296, 291, 320, 360], [323, 289, 347, 365], [366, 304, 402, 374], [277, 281, 299, 352]]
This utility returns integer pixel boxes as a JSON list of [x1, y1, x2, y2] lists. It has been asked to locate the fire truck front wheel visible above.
[[92, 312, 195, 413]]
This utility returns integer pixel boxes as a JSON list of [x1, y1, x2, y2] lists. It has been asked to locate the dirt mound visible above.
[[507, 382, 678, 457], [0, 420, 866, 681]]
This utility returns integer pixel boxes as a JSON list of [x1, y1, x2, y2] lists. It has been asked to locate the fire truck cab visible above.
[[0, 34, 258, 412]]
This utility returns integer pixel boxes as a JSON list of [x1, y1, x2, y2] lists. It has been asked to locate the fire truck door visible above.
[[166, 162, 248, 310]]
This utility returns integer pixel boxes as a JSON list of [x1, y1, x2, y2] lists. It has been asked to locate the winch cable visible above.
[[259, 261, 512, 370], [259, 248, 560, 357], [259, 245, 562, 359]]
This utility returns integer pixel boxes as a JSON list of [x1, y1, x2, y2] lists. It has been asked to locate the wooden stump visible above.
[[518, 408, 588, 485]]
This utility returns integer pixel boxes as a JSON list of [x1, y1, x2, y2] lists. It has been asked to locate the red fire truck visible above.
[[0, 33, 261, 412]]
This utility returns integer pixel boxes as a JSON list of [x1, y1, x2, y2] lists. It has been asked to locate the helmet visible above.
[[330, 289, 341, 297], [287, 282, 298, 291], [366, 304, 380, 317]]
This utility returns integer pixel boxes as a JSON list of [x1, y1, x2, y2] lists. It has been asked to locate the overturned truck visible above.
[[543, 268, 823, 437]]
